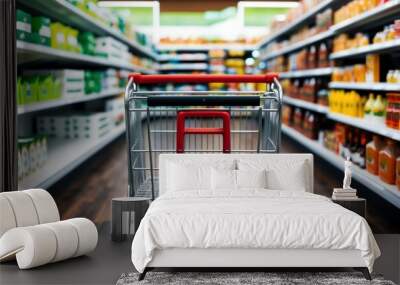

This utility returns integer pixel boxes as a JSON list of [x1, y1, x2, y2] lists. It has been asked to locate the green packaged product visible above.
[[84, 71, 100, 94], [50, 22, 66, 50], [16, 9, 32, 42], [32, 17, 51, 46], [17, 77, 23, 105], [24, 77, 39, 104], [52, 78, 62, 99], [65, 27, 80, 52], [38, 75, 53, 101], [78, 32, 96, 55]]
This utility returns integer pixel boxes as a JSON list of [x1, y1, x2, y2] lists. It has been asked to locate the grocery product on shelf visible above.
[[37, 112, 111, 140], [333, 0, 381, 25], [318, 43, 330, 68], [366, 135, 385, 175], [84, 71, 102, 95], [103, 69, 119, 90], [329, 90, 364, 117], [65, 0, 153, 49], [105, 97, 125, 126], [50, 22, 67, 50], [264, 41, 332, 73], [79, 32, 96, 55], [16, 9, 32, 42], [371, 94, 385, 123], [373, 19, 400, 44], [96, 37, 130, 62], [18, 135, 48, 181], [260, 7, 332, 60], [386, 93, 400, 129], [366, 54, 380, 83], [331, 54, 380, 83], [378, 139, 398, 184], [386, 70, 400, 83], [269, 0, 327, 36], [283, 77, 329, 105], [31, 16, 51, 46], [283, 105, 324, 140], [17, 69, 124, 106], [333, 33, 369, 52]]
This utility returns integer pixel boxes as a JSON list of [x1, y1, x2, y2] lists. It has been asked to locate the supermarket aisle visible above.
[[50, 135, 400, 233]]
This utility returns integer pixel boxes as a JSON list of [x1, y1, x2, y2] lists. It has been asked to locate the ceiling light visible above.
[[238, 1, 299, 8], [98, 1, 159, 8]]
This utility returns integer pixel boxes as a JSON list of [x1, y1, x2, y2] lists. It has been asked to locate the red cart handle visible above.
[[129, 73, 279, 84]]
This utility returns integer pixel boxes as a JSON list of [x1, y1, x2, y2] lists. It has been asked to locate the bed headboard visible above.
[[159, 154, 314, 195]]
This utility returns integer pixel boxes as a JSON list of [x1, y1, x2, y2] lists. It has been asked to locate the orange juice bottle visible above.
[[366, 135, 384, 175], [378, 139, 398, 184]]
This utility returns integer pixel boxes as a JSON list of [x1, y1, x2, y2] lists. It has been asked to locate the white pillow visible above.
[[236, 169, 267, 189], [237, 159, 308, 191], [167, 162, 211, 192], [265, 165, 307, 191], [211, 168, 237, 191]]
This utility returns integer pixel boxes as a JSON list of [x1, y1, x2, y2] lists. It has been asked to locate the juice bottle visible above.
[[366, 135, 384, 175], [364, 93, 375, 119], [378, 139, 398, 184], [372, 94, 385, 124], [386, 93, 394, 128], [308, 45, 317, 69], [318, 43, 328, 67]]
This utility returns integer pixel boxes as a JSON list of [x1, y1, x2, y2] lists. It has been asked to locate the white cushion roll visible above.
[[66, 218, 98, 257], [42, 221, 79, 262], [24, 189, 60, 223], [1, 192, 39, 227], [0, 196, 17, 237]]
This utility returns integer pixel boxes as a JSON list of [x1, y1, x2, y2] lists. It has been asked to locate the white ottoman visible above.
[[0, 189, 98, 269]]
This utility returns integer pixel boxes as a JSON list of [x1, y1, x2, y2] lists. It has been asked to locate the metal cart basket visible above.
[[124, 74, 282, 199]]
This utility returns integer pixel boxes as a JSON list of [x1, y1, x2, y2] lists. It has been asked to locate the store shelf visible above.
[[157, 44, 256, 51], [329, 82, 400, 91], [330, 0, 400, 33], [17, 41, 156, 74], [282, 124, 400, 208], [17, 0, 157, 59], [258, 0, 334, 48], [260, 30, 334, 61], [158, 54, 208, 61], [327, 112, 400, 141], [159, 63, 208, 71], [283, 97, 329, 113], [280, 67, 333, 79], [330, 39, 400, 59], [18, 124, 125, 190], [17, 88, 124, 115]]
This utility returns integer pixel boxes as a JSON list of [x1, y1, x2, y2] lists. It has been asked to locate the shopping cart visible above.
[[124, 74, 282, 199]]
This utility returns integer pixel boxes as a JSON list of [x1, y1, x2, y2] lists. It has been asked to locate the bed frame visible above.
[[139, 248, 371, 280], [138, 154, 372, 281]]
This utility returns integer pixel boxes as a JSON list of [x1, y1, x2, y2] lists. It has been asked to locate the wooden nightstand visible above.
[[332, 198, 366, 218]]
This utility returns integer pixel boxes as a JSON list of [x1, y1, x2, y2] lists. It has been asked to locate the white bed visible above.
[[131, 154, 380, 280]]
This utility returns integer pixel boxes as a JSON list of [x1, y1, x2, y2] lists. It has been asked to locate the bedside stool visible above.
[[111, 197, 151, 242], [332, 198, 366, 218]]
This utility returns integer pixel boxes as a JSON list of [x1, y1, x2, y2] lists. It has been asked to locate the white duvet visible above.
[[131, 190, 380, 273]]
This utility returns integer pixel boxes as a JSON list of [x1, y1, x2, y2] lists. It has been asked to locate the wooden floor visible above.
[[50, 134, 400, 233]]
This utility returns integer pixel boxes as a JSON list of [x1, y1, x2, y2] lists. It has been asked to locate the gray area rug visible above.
[[116, 272, 395, 285]]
